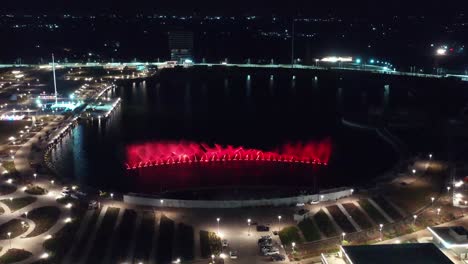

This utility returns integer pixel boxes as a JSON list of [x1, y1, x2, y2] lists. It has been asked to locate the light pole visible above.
[[211, 254, 215, 263], [379, 224, 383, 241], [431, 197, 435, 206], [7, 232, 11, 248], [278, 215, 282, 232], [413, 215, 417, 226], [437, 208, 441, 216], [33, 173, 37, 183], [341, 232, 346, 244], [291, 242, 296, 253], [216, 218, 220, 236], [247, 219, 251, 236], [25, 211, 28, 219]]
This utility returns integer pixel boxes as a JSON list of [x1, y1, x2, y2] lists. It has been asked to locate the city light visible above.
[[321, 56, 353, 62], [436, 48, 447, 56]]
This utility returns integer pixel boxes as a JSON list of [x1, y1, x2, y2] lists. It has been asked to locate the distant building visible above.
[[321, 243, 453, 264], [168, 31, 194, 63]]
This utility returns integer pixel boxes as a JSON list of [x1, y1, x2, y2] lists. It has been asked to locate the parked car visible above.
[[222, 239, 229, 248], [270, 254, 286, 261], [257, 225, 270, 232], [229, 251, 238, 259], [261, 246, 278, 254], [258, 238, 272, 244], [264, 249, 280, 256], [88, 200, 98, 209]]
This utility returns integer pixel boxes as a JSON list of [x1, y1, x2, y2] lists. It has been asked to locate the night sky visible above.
[[3, 0, 467, 16]]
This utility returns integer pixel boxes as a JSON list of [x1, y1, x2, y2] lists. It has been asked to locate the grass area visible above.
[[0, 185, 16, 195], [71, 208, 102, 261], [1, 161, 17, 174], [298, 218, 321, 242], [175, 223, 195, 261], [326, 205, 356, 233], [25, 185, 47, 195], [134, 211, 156, 262], [313, 209, 338, 237], [42, 201, 87, 262], [157, 215, 175, 264], [88, 207, 120, 261], [372, 196, 403, 220], [0, 249, 32, 263], [26, 206, 61, 237], [110, 209, 137, 263], [0, 219, 26, 239], [279, 226, 303, 245], [200, 230, 222, 258], [342, 203, 373, 229], [358, 199, 389, 224], [0, 121, 30, 142], [1, 196, 37, 212], [200, 230, 211, 258], [383, 163, 446, 213]]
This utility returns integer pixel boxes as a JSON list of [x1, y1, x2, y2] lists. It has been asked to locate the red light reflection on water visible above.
[[125, 139, 331, 169]]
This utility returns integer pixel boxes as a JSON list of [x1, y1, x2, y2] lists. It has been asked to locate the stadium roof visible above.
[[341, 243, 453, 264]]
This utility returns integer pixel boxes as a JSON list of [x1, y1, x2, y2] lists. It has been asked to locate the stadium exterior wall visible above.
[[123, 187, 353, 208]]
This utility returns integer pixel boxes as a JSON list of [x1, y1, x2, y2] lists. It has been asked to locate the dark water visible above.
[[50, 67, 398, 195]]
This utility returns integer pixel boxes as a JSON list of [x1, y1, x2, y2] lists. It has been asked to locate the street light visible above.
[[437, 208, 441, 216], [341, 232, 346, 244], [429, 153, 432, 159], [379, 224, 384, 241], [431, 197, 435, 206], [413, 215, 417, 226], [7, 232, 11, 248], [216, 218, 220, 235], [291, 242, 296, 253], [447, 186, 451, 193], [278, 215, 282, 232], [412, 169, 416, 175], [247, 219, 251, 236]]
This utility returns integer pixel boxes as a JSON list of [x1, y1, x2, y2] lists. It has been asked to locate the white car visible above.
[[222, 239, 229, 247], [229, 251, 238, 259], [264, 249, 280, 256]]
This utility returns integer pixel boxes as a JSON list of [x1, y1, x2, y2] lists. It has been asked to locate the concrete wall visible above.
[[124, 188, 353, 209]]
